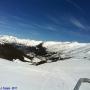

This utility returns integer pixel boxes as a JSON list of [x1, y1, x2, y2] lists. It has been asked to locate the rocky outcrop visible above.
[[0, 43, 32, 62], [0, 42, 71, 65]]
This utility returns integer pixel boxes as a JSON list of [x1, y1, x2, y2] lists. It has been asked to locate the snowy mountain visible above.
[[0, 35, 90, 90], [0, 35, 42, 46], [0, 35, 90, 60]]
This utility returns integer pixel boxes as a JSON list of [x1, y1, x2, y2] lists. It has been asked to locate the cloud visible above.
[[33, 23, 43, 28], [66, 0, 83, 11], [45, 26, 57, 31], [47, 15, 61, 25], [0, 16, 14, 30], [17, 22, 36, 29], [70, 17, 86, 29], [0, 21, 7, 25], [0, 15, 58, 36], [32, 23, 57, 32], [11, 15, 23, 21], [0, 15, 9, 25]]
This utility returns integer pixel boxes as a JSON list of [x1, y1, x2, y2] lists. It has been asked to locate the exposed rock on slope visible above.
[[0, 35, 90, 65], [0, 43, 32, 62]]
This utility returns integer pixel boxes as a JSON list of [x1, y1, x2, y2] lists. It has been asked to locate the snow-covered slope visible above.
[[46, 42, 90, 60], [0, 35, 90, 90], [0, 58, 90, 90]]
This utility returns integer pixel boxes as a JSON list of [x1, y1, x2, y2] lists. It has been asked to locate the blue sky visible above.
[[0, 0, 90, 42]]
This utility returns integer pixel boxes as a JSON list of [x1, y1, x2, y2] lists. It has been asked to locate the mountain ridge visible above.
[[0, 35, 90, 65]]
